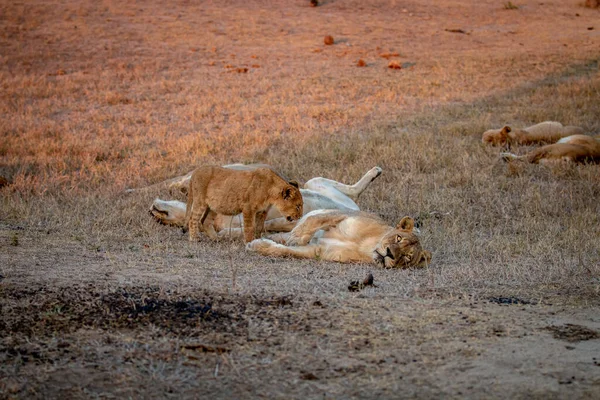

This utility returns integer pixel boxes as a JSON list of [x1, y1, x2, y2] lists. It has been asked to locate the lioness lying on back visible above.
[[247, 210, 431, 269], [482, 121, 585, 147], [146, 165, 383, 237], [501, 135, 600, 164], [185, 166, 303, 243]]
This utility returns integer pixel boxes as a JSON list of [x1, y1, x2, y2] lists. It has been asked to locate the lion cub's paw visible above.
[[246, 238, 277, 252]]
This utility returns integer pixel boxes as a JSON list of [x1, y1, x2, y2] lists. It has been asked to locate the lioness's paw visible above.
[[369, 166, 383, 180], [246, 238, 277, 252], [285, 233, 309, 246]]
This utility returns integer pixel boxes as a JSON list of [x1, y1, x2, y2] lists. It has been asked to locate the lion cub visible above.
[[185, 166, 303, 243]]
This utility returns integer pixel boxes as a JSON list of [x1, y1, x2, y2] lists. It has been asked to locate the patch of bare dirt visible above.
[[0, 286, 241, 338], [545, 324, 600, 342], [2, 280, 599, 399]]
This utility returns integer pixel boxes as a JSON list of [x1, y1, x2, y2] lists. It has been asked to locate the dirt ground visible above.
[[2, 231, 600, 399], [1, 0, 600, 399]]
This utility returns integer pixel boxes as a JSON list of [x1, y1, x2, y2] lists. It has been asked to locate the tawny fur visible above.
[[147, 166, 383, 239], [482, 121, 585, 147], [185, 166, 303, 243], [247, 210, 432, 269], [501, 135, 600, 164]]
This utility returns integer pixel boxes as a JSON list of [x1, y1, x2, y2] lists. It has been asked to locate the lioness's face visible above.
[[278, 181, 304, 222], [373, 217, 431, 269]]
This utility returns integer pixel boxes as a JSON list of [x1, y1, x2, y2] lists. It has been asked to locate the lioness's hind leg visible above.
[[346, 166, 383, 198], [304, 167, 382, 200]]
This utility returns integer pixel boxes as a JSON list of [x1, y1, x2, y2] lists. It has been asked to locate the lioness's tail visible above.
[[124, 171, 193, 194]]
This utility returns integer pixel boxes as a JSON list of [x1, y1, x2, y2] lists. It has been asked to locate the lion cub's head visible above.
[[482, 126, 511, 146], [373, 216, 431, 269], [275, 180, 304, 222]]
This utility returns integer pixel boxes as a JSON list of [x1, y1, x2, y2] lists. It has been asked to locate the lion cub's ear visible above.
[[283, 186, 296, 199], [396, 216, 415, 232], [288, 180, 299, 188], [500, 126, 511, 138]]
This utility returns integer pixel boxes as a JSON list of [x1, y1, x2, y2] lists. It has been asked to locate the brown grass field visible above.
[[1, 0, 600, 398]]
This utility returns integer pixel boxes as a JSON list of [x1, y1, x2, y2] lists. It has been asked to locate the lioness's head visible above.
[[373, 216, 431, 269], [277, 180, 304, 222], [482, 126, 511, 146]]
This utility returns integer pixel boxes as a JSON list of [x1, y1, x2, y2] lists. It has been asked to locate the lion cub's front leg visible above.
[[254, 210, 268, 238], [242, 208, 259, 243]]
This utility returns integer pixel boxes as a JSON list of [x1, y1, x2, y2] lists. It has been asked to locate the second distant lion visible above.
[[185, 166, 303, 243], [501, 134, 600, 164]]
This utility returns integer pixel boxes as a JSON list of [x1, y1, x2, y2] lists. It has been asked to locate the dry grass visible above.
[[1, 0, 600, 398]]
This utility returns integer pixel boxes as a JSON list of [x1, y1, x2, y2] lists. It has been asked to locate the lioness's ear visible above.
[[396, 216, 414, 232], [288, 180, 299, 189], [501, 126, 511, 136]]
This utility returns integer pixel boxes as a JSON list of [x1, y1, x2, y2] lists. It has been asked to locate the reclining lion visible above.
[[247, 210, 432, 269], [482, 121, 585, 147], [135, 164, 384, 238], [501, 134, 600, 164]]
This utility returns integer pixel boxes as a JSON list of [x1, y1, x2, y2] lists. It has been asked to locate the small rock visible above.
[[388, 60, 402, 70], [301, 372, 319, 380], [324, 35, 334, 45]]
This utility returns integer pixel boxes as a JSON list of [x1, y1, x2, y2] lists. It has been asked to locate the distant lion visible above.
[[185, 166, 303, 243], [247, 210, 431, 269], [501, 134, 600, 164], [482, 121, 585, 147]]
